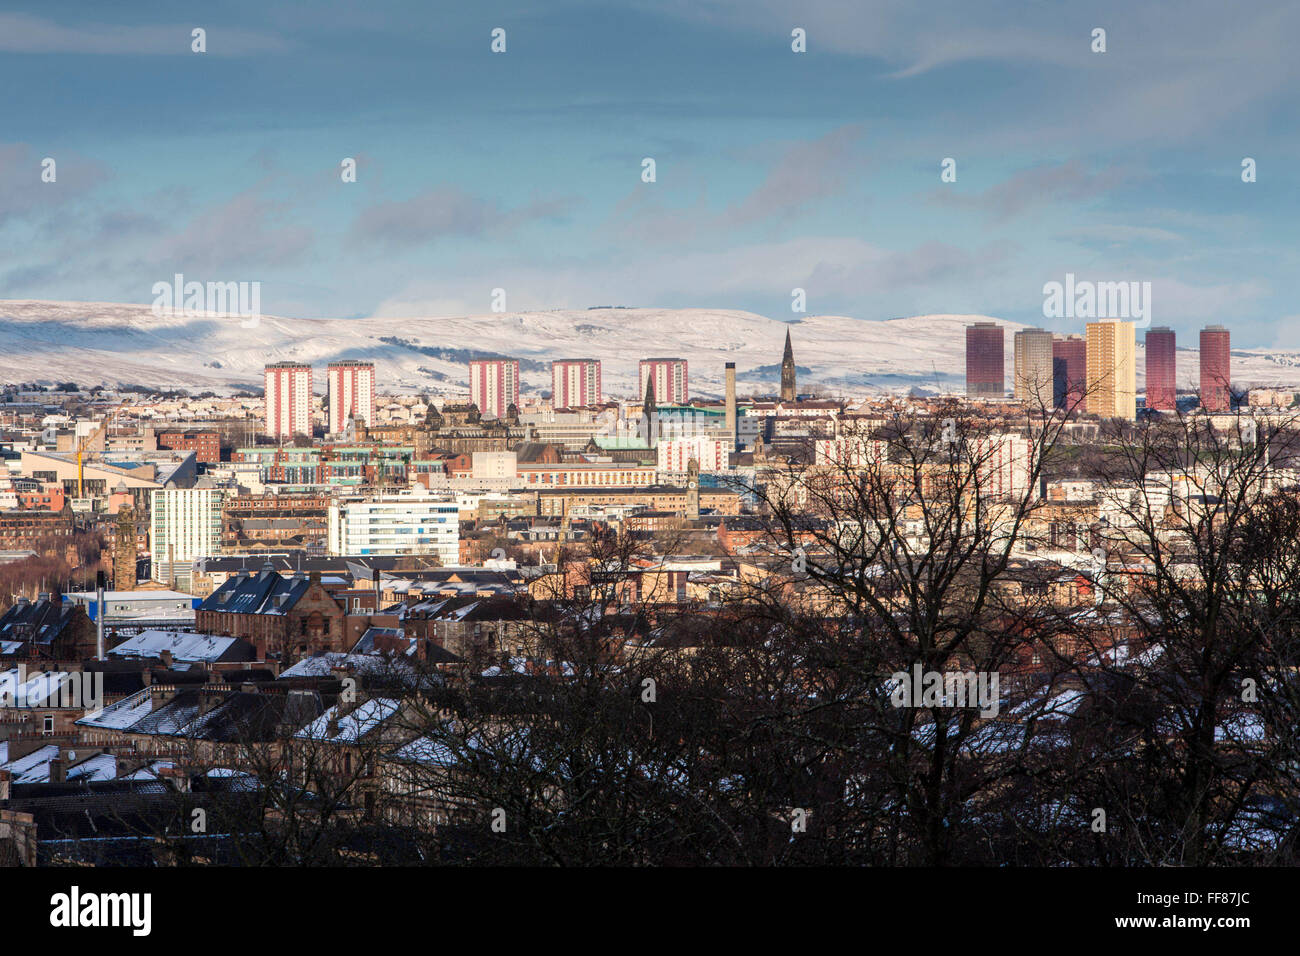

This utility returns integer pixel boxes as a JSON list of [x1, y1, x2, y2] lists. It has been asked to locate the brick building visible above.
[[0, 509, 74, 558], [222, 493, 330, 554], [156, 429, 221, 464], [196, 568, 347, 667], [0, 598, 95, 661]]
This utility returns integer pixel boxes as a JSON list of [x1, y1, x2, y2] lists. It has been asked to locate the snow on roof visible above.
[[1, 743, 60, 783], [66, 752, 119, 782], [389, 735, 463, 768], [121, 759, 175, 780], [1010, 687, 1086, 719], [277, 652, 417, 680], [78, 688, 154, 731], [481, 656, 530, 677], [295, 697, 402, 743], [108, 629, 238, 663], [446, 601, 480, 622], [203, 767, 261, 791]]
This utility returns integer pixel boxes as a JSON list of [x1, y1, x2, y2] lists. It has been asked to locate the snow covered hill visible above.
[[0, 300, 1294, 399]]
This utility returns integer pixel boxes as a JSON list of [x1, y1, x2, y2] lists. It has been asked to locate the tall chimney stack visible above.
[[725, 363, 737, 449]]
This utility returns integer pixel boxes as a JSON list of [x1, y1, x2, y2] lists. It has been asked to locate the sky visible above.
[[0, 0, 1297, 346]]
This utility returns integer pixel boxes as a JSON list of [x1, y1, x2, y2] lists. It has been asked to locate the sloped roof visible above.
[[294, 697, 402, 744], [0, 598, 78, 646], [109, 629, 246, 663], [198, 569, 325, 616]]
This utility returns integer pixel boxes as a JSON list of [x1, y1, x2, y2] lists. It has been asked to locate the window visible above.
[[43, 715, 54, 735]]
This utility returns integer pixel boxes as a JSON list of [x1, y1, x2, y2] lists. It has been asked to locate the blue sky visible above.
[[1, 0, 1297, 346]]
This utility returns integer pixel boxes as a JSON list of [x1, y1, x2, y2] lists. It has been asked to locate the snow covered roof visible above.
[[77, 687, 154, 731], [277, 651, 420, 680], [120, 759, 175, 780], [66, 753, 119, 782], [0, 743, 59, 784], [294, 697, 402, 743], [108, 629, 241, 663]]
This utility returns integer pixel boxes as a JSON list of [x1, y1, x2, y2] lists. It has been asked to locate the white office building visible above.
[[658, 437, 729, 473], [327, 491, 459, 564], [149, 488, 227, 588]]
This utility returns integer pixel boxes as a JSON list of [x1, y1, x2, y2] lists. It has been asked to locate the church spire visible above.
[[780, 327, 797, 402], [639, 375, 657, 446]]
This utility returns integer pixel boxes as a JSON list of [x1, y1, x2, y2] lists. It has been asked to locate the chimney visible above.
[[0, 769, 11, 801], [157, 766, 191, 793], [49, 757, 67, 783], [725, 362, 737, 448], [149, 683, 182, 711], [159, 649, 174, 669]]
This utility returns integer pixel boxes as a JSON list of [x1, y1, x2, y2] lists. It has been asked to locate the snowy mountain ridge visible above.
[[0, 300, 1293, 399]]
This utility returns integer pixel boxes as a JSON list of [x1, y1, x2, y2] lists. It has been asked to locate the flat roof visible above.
[[64, 590, 196, 602]]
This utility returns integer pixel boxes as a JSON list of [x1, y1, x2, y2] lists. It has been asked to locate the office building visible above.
[[150, 488, 227, 588], [327, 491, 460, 565]]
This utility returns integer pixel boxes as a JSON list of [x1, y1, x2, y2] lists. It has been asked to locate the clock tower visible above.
[[686, 458, 700, 520]]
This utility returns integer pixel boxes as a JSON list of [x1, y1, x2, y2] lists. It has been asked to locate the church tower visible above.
[[685, 458, 700, 520], [113, 503, 137, 591], [639, 376, 658, 446], [780, 328, 797, 402]]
